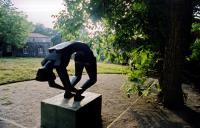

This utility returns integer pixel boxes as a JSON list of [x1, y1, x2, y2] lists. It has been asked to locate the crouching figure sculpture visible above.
[[36, 41, 97, 101]]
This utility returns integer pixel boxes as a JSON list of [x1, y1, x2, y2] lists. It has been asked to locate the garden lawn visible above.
[[0, 57, 127, 85]]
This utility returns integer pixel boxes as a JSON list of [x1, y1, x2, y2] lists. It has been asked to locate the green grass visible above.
[[0, 57, 42, 85], [0, 57, 127, 85], [97, 62, 127, 74]]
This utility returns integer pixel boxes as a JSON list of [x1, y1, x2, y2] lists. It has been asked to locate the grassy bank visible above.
[[0, 57, 127, 85]]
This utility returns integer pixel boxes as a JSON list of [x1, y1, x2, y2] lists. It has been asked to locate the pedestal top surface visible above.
[[42, 92, 101, 111]]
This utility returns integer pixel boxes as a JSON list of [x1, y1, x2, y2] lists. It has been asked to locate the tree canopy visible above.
[[33, 23, 57, 37], [0, 0, 33, 49]]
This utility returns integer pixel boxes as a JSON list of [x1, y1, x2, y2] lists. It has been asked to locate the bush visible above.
[[124, 47, 157, 96], [190, 39, 200, 61]]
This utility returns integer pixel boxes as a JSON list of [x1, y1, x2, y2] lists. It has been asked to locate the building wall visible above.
[[12, 33, 53, 57], [28, 37, 51, 43], [15, 41, 53, 57]]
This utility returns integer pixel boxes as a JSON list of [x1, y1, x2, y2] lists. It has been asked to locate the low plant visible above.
[[124, 47, 159, 97]]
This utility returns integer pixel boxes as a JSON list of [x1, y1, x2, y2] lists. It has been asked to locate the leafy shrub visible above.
[[190, 23, 200, 61], [124, 47, 157, 96], [190, 39, 200, 61], [128, 47, 155, 75]]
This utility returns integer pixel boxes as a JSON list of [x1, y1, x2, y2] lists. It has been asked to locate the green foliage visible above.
[[90, 21, 116, 62], [87, 0, 165, 66], [54, 1, 112, 63], [51, 33, 62, 45], [54, 0, 107, 59], [124, 47, 156, 96], [128, 47, 155, 72], [192, 22, 200, 31], [53, 0, 90, 40], [90, 0, 149, 50], [54, 0, 159, 67], [124, 77, 159, 97], [0, 2, 33, 48], [190, 22, 200, 61], [190, 39, 200, 61]]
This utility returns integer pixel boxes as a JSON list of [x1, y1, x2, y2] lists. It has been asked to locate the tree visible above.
[[89, 0, 149, 49], [33, 23, 57, 36], [0, 1, 33, 53], [160, 0, 192, 109], [53, 0, 90, 40], [51, 32, 62, 45]]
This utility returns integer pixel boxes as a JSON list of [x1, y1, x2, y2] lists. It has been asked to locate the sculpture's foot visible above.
[[76, 88, 84, 95], [74, 95, 85, 101], [74, 88, 85, 101], [64, 91, 74, 99]]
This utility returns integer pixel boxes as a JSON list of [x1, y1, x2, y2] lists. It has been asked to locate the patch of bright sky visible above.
[[12, 0, 65, 28]]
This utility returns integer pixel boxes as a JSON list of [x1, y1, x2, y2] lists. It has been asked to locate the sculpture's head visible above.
[[36, 67, 56, 81]]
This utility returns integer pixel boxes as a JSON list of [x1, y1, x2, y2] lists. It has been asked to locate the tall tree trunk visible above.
[[161, 0, 192, 109]]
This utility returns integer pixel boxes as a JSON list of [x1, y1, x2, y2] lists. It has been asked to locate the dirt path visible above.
[[0, 74, 137, 128]]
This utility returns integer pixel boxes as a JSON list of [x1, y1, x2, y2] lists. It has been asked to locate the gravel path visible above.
[[0, 74, 136, 128]]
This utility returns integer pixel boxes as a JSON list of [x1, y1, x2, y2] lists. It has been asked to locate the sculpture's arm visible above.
[[70, 61, 84, 87], [48, 80, 65, 90]]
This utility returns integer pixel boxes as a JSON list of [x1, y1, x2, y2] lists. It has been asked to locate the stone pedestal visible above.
[[41, 92, 102, 128]]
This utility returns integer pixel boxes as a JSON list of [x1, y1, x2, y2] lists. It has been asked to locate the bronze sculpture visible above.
[[36, 41, 97, 101]]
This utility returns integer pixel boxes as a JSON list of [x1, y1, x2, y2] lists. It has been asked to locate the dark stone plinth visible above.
[[41, 92, 102, 128]]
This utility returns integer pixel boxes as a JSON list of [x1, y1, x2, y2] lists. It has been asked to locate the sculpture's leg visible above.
[[56, 66, 77, 95], [80, 59, 97, 92], [70, 62, 84, 87]]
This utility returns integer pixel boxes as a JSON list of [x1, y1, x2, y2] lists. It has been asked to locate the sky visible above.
[[12, 0, 65, 28]]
